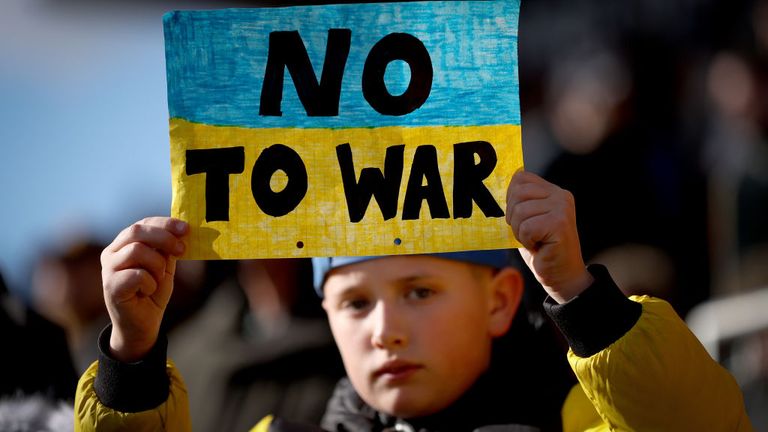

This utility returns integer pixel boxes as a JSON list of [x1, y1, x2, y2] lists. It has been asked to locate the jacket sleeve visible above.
[[547, 265, 753, 432], [74, 325, 192, 432]]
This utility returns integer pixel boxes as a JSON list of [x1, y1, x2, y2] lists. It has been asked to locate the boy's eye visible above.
[[406, 287, 435, 300], [342, 298, 371, 311]]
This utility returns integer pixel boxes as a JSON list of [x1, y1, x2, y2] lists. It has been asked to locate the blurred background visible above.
[[1, 0, 767, 429]]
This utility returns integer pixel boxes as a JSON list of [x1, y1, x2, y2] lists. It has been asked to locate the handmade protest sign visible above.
[[164, 0, 523, 259]]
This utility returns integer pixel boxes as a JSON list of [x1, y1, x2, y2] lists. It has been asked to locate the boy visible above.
[[75, 171, 753, 431]]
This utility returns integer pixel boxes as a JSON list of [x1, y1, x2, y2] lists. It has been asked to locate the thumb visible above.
[[517, 247, 539, 282], [518, 247, 533, 270]]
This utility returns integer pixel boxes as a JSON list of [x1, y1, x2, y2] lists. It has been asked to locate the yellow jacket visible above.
[[75, 296, 754, 431]]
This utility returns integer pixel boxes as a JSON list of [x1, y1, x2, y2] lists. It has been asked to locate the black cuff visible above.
[[543, 264, 642, 358], [94, 324, 170, 412]]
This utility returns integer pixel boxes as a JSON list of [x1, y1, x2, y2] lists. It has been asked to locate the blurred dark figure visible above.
[[30, 240, 109, 374], [0, 269, 78, 400], [168, 258, 344, 432], [703, 0, 768, 297], [541, 37, 710, 316], [704, 50, 762, 294]]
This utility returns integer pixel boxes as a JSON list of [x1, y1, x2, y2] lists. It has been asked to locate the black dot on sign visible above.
[[394, 238, 402, 246], [296, 241, 304, 249]]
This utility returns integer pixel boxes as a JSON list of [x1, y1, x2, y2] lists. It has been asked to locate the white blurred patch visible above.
[[0, 394, 74, 432]]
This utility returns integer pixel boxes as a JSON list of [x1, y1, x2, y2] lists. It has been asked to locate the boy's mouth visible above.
[[373, 360, 424, 382]]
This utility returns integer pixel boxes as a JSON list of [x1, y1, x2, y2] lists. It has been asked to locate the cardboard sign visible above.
[[164, 0, 523, 259]]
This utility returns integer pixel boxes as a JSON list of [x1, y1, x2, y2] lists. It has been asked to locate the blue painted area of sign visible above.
[[163, 0, 520, 129]]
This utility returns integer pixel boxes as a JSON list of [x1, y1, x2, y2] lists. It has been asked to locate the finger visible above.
[[515, 213, 556, 251], [109, 220, 187, 257], [506, 181, 552, 209], [150, 256, 178, 309], [511, 170, 550, 186], [111, 242, 168, 285], [506, 198, 553, 233], [165, 255, 178, 280], [106, 268, 158, 304], [139, 217, 189, 235]]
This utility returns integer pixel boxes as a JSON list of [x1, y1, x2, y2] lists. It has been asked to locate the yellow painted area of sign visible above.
[[170, 118, 522, 259]]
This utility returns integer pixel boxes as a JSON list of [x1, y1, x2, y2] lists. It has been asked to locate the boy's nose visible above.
[[370, 302, 408, 350]]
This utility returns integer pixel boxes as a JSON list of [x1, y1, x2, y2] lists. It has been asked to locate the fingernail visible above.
[[175, 241, 185, 255], [175, 220, 188, 234]]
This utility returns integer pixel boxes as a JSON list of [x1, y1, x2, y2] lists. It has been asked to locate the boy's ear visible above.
[[487, 267, 523, 338]]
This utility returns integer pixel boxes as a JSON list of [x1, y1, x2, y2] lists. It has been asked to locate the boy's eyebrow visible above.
[[393, 274, 439, 286], [329, 284, 365, 299], [326, 272, 442, 298]]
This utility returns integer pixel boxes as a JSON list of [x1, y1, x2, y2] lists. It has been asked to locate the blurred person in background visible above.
[[30, 240, 109, 374], [1, 268, 78, 399], [167, 258, 344, 432], [702, 4, 768, 423], [704, 47, 768, 296], [540, 35, 710, 317], [1, 234, 219, 429], [0, 270, 76, 431]]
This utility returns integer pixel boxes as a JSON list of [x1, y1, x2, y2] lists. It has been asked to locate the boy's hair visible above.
[[311, 250, 514, 297]]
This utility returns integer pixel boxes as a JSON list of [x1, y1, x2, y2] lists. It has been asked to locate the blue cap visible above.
[[312, 250, 513, 297]]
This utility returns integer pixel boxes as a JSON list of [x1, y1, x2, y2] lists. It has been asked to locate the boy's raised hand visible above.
[[506, 171, 593, 304], [101, 217, 188, 362]]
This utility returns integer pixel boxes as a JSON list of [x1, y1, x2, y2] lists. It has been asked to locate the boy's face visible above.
[[322, 256, 519, 418]]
